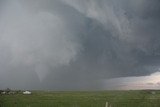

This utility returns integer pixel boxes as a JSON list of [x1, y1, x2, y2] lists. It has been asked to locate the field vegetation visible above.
[[1, 90, 160, 107]]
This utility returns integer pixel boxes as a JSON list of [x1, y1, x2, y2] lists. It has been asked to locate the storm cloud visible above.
[[0, 0, 160, 90]]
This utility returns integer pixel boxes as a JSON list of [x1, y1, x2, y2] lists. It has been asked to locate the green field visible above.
[[1, 90, 160, 107]]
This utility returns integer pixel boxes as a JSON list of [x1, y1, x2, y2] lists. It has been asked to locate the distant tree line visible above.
[[0, 88, 23, 95]]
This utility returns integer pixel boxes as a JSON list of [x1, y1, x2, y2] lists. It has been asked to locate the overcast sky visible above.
[[0, 0, 160, 90]]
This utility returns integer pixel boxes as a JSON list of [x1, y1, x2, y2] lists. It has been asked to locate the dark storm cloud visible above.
[[0, 0, 160, 90]]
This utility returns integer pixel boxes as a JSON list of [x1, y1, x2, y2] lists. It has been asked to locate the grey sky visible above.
[[0, 0, 160, 90]]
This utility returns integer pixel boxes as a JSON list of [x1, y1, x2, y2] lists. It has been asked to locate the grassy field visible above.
[[1, 90, 160, 107]]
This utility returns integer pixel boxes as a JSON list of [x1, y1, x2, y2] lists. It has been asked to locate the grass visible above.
[[1, 90, 160, 107]]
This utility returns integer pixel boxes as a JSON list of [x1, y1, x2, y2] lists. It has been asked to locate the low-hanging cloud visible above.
[[102, 70, 160, 90], [0, 0, 84, 89], [0, 0, 160, 90]]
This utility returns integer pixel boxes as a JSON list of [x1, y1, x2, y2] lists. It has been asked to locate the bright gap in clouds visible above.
[[102, 70, 160, 90]]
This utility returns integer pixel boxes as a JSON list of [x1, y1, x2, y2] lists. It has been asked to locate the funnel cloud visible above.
[[0, 0, 160, 90]]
